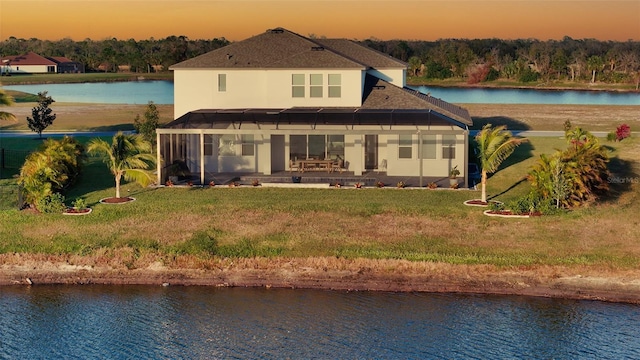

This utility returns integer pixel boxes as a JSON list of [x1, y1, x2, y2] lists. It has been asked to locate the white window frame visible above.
[[292, 74, 305, 98], [398, 134, 412, 159], [328, 74, 341, 98], [218, 74, 226, 92]]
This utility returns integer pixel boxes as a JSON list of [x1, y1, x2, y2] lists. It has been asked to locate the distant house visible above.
[[159, 28, 472, 186], [0, 52, 84, 74], [49, 56, 84, 73], [1, 52, 57, 74]]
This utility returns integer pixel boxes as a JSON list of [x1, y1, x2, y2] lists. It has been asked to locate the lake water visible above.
[[1, 285, 639, 359], [3, 81, 640, 105], [2, 80, 174, 105], [410, 85, 640, 105]]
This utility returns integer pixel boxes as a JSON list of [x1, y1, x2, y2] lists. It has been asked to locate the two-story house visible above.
[[158, 28, 472, 186]]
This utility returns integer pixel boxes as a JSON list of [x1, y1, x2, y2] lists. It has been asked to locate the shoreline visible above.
[[2, 256, 640, 304]]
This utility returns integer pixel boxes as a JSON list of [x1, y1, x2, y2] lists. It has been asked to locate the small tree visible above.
[[134, 101, 160, 145], [475, 124, 528, 203], [88, 132, 156, 199], [27, 91, 56, 138]]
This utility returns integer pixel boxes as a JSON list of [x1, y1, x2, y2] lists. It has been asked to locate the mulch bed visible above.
[[463, 199, 503, 207], [63, 207, 92, 214], [99, 197, 136, 204]]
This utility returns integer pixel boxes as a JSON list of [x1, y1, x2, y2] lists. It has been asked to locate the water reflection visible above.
[[1, 286, 639, 359]]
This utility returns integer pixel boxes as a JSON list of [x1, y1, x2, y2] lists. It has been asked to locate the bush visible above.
[[72, 198, 87, 210], [488, 201, 505, 212], [19, 136, 85, 207], [484, 67, 500, 82], [36, 193, 66, 213], [518, 68, 539, 83], [615, 124, 631, 141]]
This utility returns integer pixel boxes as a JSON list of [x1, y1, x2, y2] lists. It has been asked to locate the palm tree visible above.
[[88, 132, 156, 199], [0, 88, 16, 121], [475, 124, 528, 203]]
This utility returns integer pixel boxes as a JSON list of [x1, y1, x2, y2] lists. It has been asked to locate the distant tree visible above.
[[587, 55, 604, 83], [0, 88, 16, 121], [134, 101, 160, 145], [27, 91, 56, 138]]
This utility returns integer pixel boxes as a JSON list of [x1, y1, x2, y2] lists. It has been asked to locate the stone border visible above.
[[463, 199, 503, 207], [483, 209, 530, 218], [99, 197, 136, 204], [62, 208, 92, 216]]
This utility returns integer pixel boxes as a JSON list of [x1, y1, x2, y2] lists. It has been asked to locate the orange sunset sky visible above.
[[1, 0, 638, 42]]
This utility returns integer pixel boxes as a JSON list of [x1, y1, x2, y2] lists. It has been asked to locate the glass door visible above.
[[364, 135, 378, 170]]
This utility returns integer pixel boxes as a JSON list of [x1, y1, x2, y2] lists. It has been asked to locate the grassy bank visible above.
[[0, 72, 172, 85], [0, 103, 174, 132], [407, 76, 640, 92], [0, 134, 638, 271]]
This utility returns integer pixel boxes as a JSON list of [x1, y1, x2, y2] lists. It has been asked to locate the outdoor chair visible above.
[[289, 159, 301, 173], [332, 159, 345, 173]]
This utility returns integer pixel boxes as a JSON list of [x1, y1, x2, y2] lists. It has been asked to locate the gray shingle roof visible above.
[[361, 75, 472, 125], [315, 38, 407, 69], [170, 28, 366, 69]]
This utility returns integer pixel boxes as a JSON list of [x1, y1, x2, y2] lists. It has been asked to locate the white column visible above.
[[354, 135, 363, 176]]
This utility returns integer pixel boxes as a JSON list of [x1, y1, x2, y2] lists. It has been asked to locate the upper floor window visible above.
[[218, 74, 226, 92], [310, 74, 323, 98], [328, 74, 341, 98], [292, 74, 305, 98], [398, 134, 412, 159]]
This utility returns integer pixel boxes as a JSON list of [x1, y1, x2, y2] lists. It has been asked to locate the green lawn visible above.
[[1, 135, 637, 269], [0, 72, 172, 85]]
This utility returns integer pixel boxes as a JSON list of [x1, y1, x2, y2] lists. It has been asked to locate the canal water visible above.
[[3, 81, 639, 105], [1, 285, 639, 359]]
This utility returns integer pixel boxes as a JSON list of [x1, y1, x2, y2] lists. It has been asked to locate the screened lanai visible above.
[[156, 107, 471, 187]]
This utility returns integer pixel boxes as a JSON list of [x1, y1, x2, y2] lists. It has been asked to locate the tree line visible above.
[[366, 37, 640, 86], [1, 35, 639, 86], [0, 36, 230, 73]]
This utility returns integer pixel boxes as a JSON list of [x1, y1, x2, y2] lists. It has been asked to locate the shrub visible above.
[[488, 201, 505, 212], [615, 124, 631, 141], [519, 68, 539, 83], [36, 193, 66, 213], [19, 136, 85, 207], [72, 198, 87, 210], [607, 132, 617, 142]]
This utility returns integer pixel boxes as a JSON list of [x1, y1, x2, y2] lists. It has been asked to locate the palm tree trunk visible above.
[[481, 170, 488, 203], [115, 172, 122, 198]]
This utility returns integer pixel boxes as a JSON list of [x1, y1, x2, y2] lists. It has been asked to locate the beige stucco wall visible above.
[[173, 68, 364, 118], [7, 64, 54, 74]]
